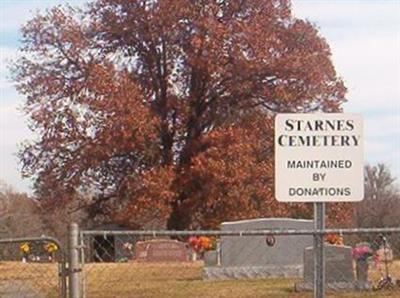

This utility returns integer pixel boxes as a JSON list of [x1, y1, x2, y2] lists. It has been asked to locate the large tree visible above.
[[13, 0, 349, 229]]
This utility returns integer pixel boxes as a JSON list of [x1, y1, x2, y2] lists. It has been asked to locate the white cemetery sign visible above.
[[275, 113, 363, 202]]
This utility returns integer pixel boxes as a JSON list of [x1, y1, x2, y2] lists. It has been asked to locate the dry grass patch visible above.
[[0, 261, 59, 297], [83, 261, 400, 298], [1, 260, 400, 297]]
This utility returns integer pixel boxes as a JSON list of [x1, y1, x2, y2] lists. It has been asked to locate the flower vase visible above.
[[356, 260, 370, 290], [204, 250, 217, 267]]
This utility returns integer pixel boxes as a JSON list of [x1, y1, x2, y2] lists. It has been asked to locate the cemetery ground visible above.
[[1, 261, 400, 297]]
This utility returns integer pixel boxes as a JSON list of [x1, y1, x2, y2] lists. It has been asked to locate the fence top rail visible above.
[[0, 236, 60, 244], [80, 227, 400, 237]]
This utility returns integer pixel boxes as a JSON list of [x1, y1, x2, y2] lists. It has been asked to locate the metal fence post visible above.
[[69, 223, 81, 298], [60, 251, 68, 298], [314, 203, 325, 298]]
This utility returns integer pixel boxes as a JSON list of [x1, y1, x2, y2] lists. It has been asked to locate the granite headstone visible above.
[[295, 245, 356, 291], [203, 218, 313, 280], [134, 239, 189, 262]]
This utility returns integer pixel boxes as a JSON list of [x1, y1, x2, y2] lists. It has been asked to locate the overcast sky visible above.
[[1, 0, 399, 193]]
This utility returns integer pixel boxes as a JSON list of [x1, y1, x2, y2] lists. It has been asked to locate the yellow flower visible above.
[[44, 243, 58, 253], [20, 242, 30, 253]]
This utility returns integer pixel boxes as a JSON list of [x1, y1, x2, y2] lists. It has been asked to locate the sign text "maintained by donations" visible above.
[[275, 114, 364, 203]]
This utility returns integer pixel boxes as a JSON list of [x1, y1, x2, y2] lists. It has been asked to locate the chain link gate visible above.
[[0, 236, 67, 297]]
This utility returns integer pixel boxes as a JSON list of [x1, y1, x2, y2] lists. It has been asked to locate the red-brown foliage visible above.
[[13, 0, 349, 229]]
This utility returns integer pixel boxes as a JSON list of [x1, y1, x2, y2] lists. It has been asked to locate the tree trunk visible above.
[[166, 201, 187, 231]]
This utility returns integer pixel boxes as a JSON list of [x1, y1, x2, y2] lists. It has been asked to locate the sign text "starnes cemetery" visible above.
[[275, 114, 364, 202]]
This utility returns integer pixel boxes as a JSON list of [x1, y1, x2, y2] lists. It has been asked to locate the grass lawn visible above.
[[1, 260, 399, 297], [83, 261, 400, 298], [0, 261, 60, 297]]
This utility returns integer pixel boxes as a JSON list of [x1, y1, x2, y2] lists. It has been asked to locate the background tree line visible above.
[[1, 163, 398, 245]]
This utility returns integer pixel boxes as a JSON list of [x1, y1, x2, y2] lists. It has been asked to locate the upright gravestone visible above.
[[203, 218, 313, 280], [134, 239, 189, 262], [295, 245, 356, 291]]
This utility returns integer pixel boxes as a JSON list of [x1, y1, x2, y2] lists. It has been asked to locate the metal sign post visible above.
[[274, 113, 364, 298], [314, 202, 325, 298]]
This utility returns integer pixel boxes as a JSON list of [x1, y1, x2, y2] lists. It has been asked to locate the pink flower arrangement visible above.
[[352, 244, 374, 261]]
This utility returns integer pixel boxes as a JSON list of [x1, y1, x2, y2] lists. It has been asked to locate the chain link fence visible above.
[[0, 237, 66, 298], [1, 227, 399, 297], [72, 227, 400, 298]]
